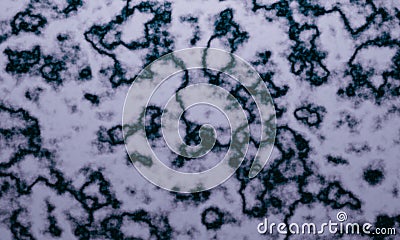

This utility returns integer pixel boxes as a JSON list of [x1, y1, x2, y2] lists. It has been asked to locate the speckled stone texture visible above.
[[0, 0, 399, 239]]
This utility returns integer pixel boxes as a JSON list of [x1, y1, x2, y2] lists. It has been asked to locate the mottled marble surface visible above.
[[0, 0, 399, 239]]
